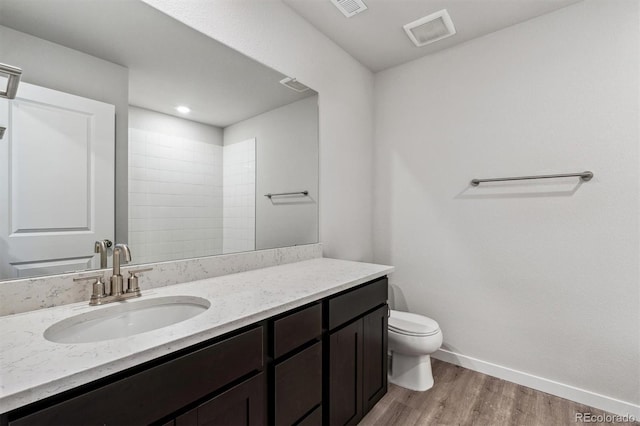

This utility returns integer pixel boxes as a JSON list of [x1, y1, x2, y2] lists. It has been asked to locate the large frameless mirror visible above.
[[0, 0, 319, 281]]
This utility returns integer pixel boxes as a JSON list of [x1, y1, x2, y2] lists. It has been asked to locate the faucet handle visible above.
[[73, 274, 107, 305], [127, 267, 153, 277], [126, 267, 153, 296]]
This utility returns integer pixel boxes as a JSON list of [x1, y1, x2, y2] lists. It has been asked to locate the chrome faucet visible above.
[[94, 239, 112, 269], [75, 243, 152, 305], [111, 243, 131, 296]]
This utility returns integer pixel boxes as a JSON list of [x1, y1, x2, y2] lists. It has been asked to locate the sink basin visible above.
[[44, 296, 210, 344]]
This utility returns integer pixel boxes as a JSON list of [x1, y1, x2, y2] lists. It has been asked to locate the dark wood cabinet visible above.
[[4, 277, 388, 426], [271, 303, 323, 426], [363, 304, 389, 413], [327, 277, 388, 330], [175, 409, 198, 426], [274, 342, 322, 425], [196, 373, 265, 426], [326, 277, 389, 426], [273, 303, 322, 359], [297, 405, 322, 426], [329, 319, 364, 426], [172, 373, 265, 426], [7, 327, 264, 426]]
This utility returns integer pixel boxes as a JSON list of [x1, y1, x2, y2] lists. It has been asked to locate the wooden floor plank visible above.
[[470, 375, 516, 426], [359, 359, 639, 426], [373, 400, 420, 426]]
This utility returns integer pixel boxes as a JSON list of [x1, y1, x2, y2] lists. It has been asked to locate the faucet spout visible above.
[[111, 244, 131, 296], [94, 240, 108, 269], [118, 244, 132, 263]]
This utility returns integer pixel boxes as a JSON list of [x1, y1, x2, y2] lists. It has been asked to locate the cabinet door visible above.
[[197, 373, 265, 426], [274, 342, 322, 426], [328, 320, 363, 426], [363, 304, 388, 413]]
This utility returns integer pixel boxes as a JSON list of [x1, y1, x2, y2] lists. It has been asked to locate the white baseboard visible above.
[[432, 349, 640, 419]]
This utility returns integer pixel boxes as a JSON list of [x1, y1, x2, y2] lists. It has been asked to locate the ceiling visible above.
[[283, 0, 583, 72], [0, 0, 315, 127]]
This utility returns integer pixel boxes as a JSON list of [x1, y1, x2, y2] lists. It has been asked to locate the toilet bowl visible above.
[[388, 310, 443, 392]]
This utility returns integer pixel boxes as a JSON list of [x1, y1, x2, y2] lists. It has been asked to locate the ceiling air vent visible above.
[[330, 0, 368, 18], [404, 9, 456, 47], [279, 77, 310, 93]]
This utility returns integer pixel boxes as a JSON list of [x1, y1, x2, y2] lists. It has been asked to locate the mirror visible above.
[[0, 0, 319, 281]]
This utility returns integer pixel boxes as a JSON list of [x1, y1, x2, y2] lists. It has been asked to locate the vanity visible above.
[[0, 258, 393, 426], [0, 1, 389, 423]]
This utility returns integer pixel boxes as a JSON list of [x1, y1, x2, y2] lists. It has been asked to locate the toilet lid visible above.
[[389, 310, 440, 336]]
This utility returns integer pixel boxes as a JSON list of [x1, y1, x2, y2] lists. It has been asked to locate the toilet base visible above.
[[388, 352, 434, 392]]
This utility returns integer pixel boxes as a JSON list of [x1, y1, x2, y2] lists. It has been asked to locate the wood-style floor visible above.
[[360, 359, 638, 426]]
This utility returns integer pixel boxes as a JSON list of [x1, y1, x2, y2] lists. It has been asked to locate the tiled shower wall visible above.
[[128, 127, 224, 264], [222, 139, 256, 254]]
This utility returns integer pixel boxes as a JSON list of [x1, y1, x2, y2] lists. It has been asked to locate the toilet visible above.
[[388, 310, 443, 391]]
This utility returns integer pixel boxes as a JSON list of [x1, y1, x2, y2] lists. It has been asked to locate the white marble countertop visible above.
[[0, 257, 393, 413]]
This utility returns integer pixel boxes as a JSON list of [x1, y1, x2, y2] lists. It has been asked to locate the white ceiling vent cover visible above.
[[330, 0, 368, 18], [404, 9, 456, 47], [279, 77, 310, 93]]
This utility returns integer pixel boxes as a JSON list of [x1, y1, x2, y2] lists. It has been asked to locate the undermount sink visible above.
[[44, 296, 210, 344]]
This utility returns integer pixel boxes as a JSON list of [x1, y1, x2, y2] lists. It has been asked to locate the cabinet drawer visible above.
[[9, 327, 263, 426], [273, 303, 322, 358], [327, 277, 387, 330], [274, 341, 322, 426]]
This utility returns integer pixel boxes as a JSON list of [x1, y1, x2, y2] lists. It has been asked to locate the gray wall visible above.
[[223, 95, 318, 250], [0, 25, 129, 243], [373, 0, 639, 411]]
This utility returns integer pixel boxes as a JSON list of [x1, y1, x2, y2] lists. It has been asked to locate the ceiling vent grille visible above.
[[279, 77, 310, 93], [404, 9, 456, 47], [330, 0, 368, 18]]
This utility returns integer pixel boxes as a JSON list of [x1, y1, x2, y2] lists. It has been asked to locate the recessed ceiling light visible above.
[[176, 105, 191, 114]]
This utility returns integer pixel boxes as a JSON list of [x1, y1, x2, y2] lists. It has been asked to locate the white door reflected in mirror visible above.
[[0, 83, 115, 279]]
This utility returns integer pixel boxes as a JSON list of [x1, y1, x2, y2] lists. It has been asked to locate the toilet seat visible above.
[[389, 310, 440, 337]]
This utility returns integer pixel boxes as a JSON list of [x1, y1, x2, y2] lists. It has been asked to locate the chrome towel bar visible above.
[[471, 171, 593, 187], [264, 191, 309, 198]]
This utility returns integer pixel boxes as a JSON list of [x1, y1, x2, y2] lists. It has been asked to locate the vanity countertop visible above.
[[0, 257, 393, 413]]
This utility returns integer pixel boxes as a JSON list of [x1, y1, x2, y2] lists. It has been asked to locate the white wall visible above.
[[224, 96, 318, 250], [0, 25, 130, 243], [222, 139, 256, 254], [128, 107, 224, 264], [374, 0, 639, 414], [142, 0, 374, 262]]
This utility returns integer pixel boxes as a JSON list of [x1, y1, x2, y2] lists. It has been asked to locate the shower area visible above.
[[127, 106, 256, 264]]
